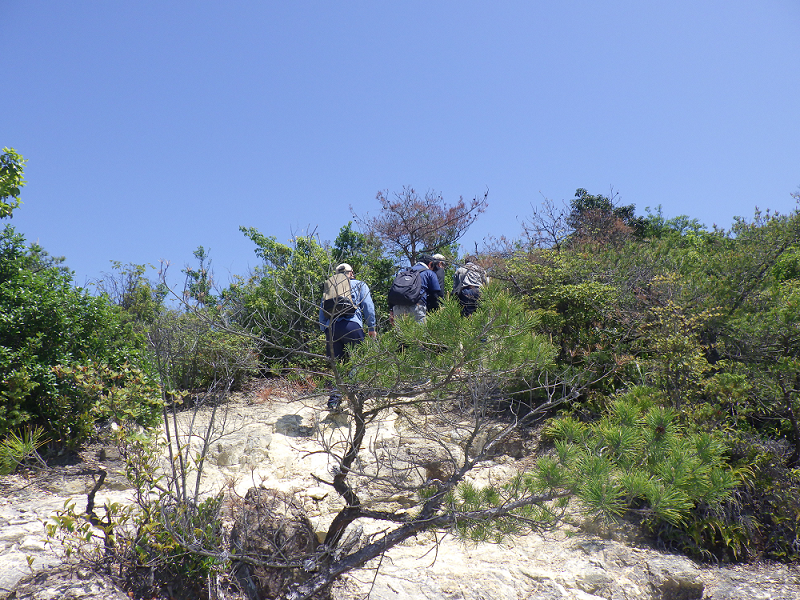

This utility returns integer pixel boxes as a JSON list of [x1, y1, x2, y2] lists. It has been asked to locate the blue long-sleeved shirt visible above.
[[319, 278, 377, 332]]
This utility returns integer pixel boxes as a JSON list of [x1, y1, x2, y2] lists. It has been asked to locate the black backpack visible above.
[[388, 267, 423, 306], [321, 273, 357, 320]]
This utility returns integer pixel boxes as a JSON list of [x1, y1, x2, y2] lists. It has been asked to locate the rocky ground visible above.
[[1, 386, 799, 600]]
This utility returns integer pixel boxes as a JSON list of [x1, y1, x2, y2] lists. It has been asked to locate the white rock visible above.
[[3, 393, 799, 600]]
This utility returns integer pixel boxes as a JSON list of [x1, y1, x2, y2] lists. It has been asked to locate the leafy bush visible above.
[[52, 362, 162, 429], [94, 261, 168, 341], [717, 428, 800, 562], [0, 226, 148, 447], [229, 229, 332, 369], [0, 147, 26, 218]]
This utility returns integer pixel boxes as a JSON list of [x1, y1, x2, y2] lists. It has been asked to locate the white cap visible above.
[[335, 263, 353, 273]]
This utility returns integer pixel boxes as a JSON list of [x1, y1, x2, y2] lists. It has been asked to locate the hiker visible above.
[[319, 263, 377, 410], [388, 254, 442, 323], [453, 256, 488, 317], [428, 253, 447, 312]]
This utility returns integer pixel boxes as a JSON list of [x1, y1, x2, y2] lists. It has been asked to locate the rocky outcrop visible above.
[[2, 393, 799, 600], [2, 566, 129, 600]]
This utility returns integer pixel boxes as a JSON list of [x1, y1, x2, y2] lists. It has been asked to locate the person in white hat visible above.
[[319, 262, 377, 410], [429, 253, 447, 311]]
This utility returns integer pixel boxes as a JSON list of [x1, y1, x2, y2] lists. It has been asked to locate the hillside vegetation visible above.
[[1, 150, 799, 598]]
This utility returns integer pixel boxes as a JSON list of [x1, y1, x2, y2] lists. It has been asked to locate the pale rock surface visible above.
[[1, 392, 799, 599]]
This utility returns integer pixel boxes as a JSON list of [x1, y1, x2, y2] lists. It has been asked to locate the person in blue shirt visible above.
[[319, 262, 377, 410], [389, 254, 442, 323]]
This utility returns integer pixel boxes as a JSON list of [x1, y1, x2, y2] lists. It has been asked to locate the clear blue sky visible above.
[[3, 2, 799, 289]]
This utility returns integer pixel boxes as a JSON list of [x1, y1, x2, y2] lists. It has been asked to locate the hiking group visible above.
[[319, 255, 488, 411]]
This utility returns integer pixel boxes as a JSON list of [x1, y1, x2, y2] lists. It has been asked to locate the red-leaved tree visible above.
[[352, 186, 488, 264]]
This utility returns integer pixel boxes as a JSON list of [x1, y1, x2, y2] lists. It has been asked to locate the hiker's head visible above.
[[419, 254, 435, 268], [432, 253, 446, 269], [335, 263, 354, 278]]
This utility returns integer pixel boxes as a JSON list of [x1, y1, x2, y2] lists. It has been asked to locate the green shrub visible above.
[[546, 386, 751, 560], [52, 362, 162, 429], [229, 229, 332, 369], [0, 225, 147, 447], [0, 425, 47, 475], [147, 308, 259, 391]]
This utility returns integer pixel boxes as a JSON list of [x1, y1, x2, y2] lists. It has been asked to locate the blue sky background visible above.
[[3, 1, 799, 290]]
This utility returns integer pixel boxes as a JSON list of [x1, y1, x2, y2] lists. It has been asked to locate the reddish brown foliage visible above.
[[353, 186, 488, 264]]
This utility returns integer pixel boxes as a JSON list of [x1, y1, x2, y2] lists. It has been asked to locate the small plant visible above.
[[0, 425, 47, 474]]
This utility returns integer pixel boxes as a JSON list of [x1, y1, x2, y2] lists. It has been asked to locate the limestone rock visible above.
[[646, 555, 704, 600], [2, 565, 129, 600], [2, 393, 799, 600]]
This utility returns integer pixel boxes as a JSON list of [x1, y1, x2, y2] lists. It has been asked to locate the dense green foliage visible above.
[[501, 193, 800, 561], [229, 224, 395, 370], [0, 228, 161, 446], [230, 228, 332, 367], [147, 307, 259, 391], [546, 387, 750, 560]]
